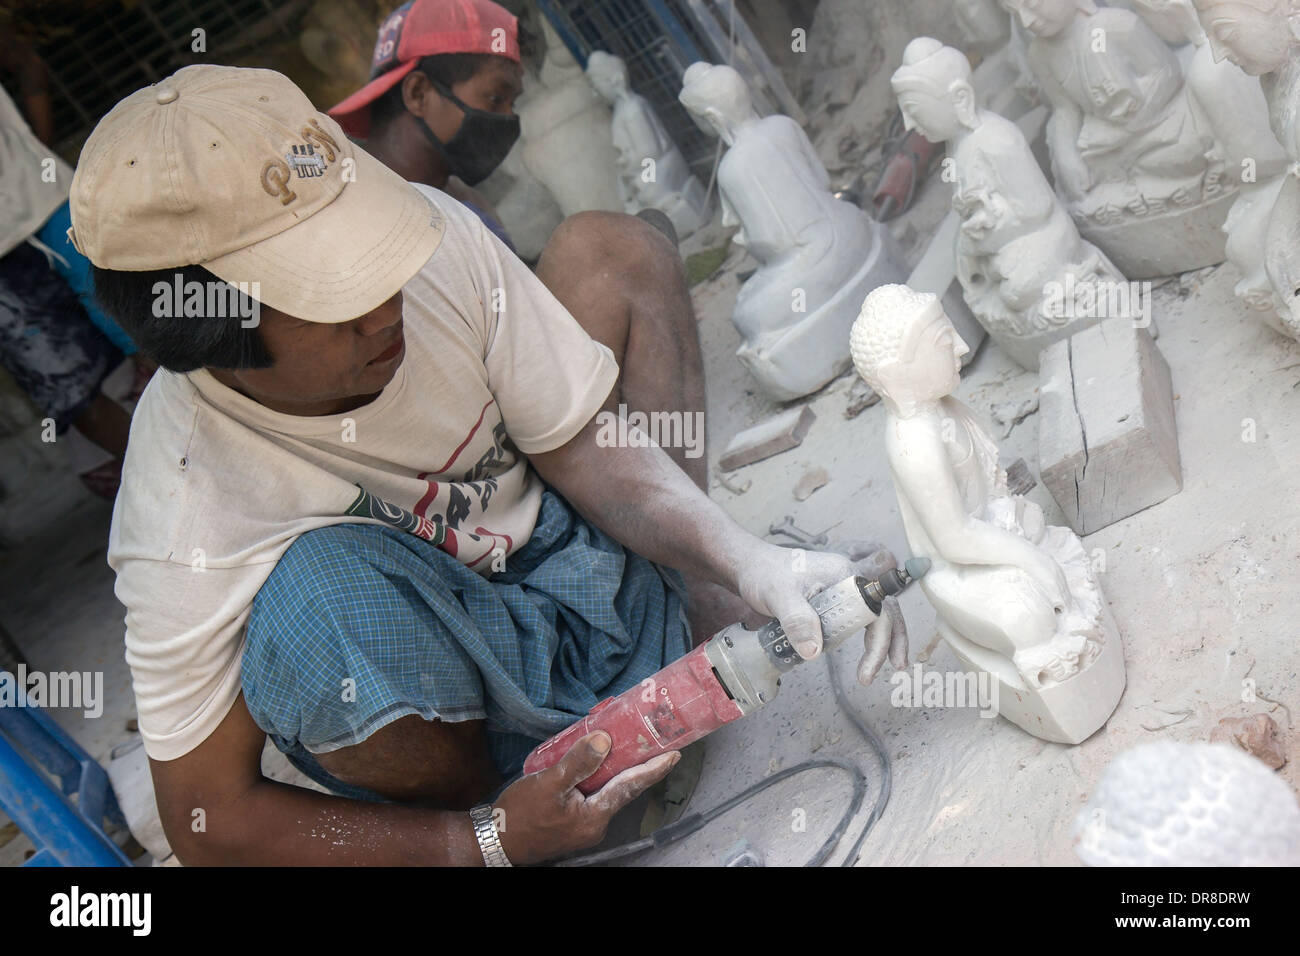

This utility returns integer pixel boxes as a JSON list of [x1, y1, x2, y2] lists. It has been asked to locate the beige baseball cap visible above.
[[69, 64, 444, 324]]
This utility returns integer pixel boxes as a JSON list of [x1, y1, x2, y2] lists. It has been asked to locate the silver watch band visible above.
[[469, 804, 512, 867]]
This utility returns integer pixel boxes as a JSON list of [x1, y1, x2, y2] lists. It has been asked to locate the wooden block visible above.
[[719, 406, 816, 471], [1039, 318, 1182, 535]]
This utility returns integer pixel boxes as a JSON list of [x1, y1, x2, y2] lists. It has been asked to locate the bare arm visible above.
[[528, 410, 858, 658], [150, 692, 672, 866]]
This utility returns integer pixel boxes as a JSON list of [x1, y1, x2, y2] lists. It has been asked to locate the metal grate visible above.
[[535, 0, 720, 180], [14, 0, 299, 160]]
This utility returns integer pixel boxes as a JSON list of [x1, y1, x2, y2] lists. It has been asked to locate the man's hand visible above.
[[735, 543, 855, 660], [495, 732, 677, 865]]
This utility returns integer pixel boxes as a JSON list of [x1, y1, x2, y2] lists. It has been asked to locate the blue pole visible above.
[[0, 733, 130, 866]]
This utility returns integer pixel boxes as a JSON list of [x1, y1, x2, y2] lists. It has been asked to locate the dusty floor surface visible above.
[[1, 172, 1297, 867]]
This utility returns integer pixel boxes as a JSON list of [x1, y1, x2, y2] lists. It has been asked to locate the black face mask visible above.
[[416, 80, 521, 186]]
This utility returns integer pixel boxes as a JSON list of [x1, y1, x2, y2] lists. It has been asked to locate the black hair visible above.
[[91, 263, 274, 373], [369, 53, 502, 132]]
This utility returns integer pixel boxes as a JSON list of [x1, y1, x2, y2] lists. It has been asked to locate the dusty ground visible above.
[[632, 175, 1300, 866], [1, 169, 1297, 866]]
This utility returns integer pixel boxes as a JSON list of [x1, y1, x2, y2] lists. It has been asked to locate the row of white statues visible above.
[[482, 11, 1293, 745], [501, 3, 1300, 399]]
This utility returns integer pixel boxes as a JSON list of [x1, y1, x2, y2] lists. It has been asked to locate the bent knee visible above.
[[541, 210, 677, 276]]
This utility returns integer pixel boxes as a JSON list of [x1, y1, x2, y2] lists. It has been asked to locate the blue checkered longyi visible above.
[[241, 489, 692, 800]]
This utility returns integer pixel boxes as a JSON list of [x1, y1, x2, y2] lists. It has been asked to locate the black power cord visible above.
[[556, 649, 894, 867]]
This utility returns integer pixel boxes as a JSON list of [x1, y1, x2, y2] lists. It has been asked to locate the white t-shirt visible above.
[[108, 186, 618, 761]]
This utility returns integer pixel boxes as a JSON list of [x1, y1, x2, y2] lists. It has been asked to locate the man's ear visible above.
[[400, 70, 433, 117]]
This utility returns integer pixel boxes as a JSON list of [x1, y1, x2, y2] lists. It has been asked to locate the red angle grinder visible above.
[[523, 558, 931, 794]]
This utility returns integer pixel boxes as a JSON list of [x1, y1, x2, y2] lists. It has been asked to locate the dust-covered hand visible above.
[[734, 543, 857, 660], [736, 542, 912, 686]]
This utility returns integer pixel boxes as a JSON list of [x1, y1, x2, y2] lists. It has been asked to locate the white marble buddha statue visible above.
[[1192, 0, 1300, 339], [892, 38, 1127, 370], [678, 62, 902, 401], [850, 284, 1126, 744], [585, 52, 709, 239], [516, 19, 623, 217], [1002, 0, 1234, 278]]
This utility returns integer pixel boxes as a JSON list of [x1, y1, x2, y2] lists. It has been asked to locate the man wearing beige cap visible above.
[[76, 64, 887, 866]]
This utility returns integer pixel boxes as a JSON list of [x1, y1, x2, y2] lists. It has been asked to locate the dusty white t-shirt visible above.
[[108, 186, 618, 761]]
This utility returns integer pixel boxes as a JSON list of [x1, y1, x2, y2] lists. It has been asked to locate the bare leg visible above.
[[315, 715, 502, 808], [535, 212, 708, 487], [535, 212, 752, 643]]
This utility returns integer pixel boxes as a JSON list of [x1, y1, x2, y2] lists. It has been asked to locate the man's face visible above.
[[425, 56, 525, 143], [211, 292, 406, 417]]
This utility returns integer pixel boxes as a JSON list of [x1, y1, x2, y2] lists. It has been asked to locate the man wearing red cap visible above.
[[332, 2, 729, 623], [330, 0, 527, 243]]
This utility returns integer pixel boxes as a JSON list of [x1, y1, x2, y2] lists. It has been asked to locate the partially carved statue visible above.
[[892, 38, 1127, 369], [851, 284, 1126, 744], [1190, 0, 1300, 340], [679, 62, 902, 401], [586, 52, 709, 239], [1002, 0, 1236, 278]]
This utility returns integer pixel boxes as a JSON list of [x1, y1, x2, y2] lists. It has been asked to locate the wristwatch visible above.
[[469, 804, 512, 867]]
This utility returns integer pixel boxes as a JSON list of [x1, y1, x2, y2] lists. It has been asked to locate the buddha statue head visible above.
[[891, 38, 979, 144], [678, 62, 756, 146], [585, 51, 629, 106], [1131, 0, 1209, 45], [1192, 0, 1300, 74], [851, 285, 970, 415], [1000, 0, 1098, 38]]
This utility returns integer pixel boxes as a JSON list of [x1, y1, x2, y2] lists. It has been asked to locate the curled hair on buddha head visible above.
[[850, 284, 944, 396]]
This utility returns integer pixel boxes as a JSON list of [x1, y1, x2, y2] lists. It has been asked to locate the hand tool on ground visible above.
[[767, 515, 829, 547]]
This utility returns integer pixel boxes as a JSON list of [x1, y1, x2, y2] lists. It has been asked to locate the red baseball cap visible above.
[[329, 0, 520, 139]]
